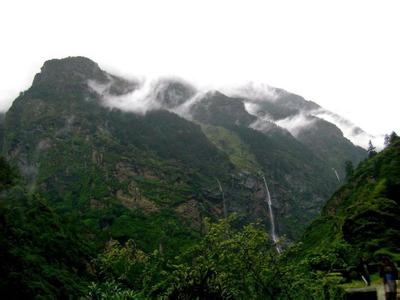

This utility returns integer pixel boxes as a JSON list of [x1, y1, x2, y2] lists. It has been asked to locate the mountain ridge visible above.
[[1, 56, 366, 242]]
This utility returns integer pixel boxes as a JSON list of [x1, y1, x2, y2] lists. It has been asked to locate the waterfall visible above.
[[332, 168, 341, 183], [261, 175, 281, 253], [216, 178, 227, 218]]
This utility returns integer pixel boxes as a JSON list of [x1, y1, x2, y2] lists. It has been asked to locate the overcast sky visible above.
[[1, 0, 399, 136]]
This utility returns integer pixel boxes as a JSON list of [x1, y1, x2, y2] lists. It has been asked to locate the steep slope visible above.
[[189, 90, 359, 238], [298, 135, 400, 267], [234, 87, 367, 180], [1, 56, 367, 243], [296, 117, 367, 180], [2, 57, 234, 252]]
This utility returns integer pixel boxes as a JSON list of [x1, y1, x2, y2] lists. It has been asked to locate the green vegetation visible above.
[[291, 136, 400, 284], [0, 160, 94, 298], [85, 216, 344, 299], [0, 156, 15, 191], [202, 124, 260, 172], [2, 134, 398, 298], [0, 157, 344, 299]]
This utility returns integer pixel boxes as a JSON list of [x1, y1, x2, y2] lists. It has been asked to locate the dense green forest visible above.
[[1, 134, 398, 299]]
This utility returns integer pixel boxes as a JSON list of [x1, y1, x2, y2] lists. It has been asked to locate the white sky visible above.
[[1, 0, 399, 136]]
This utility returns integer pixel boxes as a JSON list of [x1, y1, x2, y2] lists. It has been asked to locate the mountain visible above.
[[187, 90, 353, 237], [296, 134, 400, 267], [1, 56, 367, 246], [225, 84, 367, 179]]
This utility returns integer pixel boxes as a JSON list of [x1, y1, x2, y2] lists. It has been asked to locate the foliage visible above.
[[89, 216, 344, 300], [93, 239, 149, 291], [0, 157, 13, 192], [297, 137, 400, 270], [0, 158, 94, 298], [86, 280, 143, 300], [384, 131, 398, 147], [344, 160, 354, 179], [367, 140, 377, 158], [144, 216, 275, 299]]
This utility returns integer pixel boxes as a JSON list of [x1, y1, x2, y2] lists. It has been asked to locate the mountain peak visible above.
[[32, 56, 108, 87]]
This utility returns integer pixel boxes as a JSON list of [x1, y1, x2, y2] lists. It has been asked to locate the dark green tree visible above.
[[367, 140, 377, 158], [144, 215, 277, 299], [0, 157, 94, 298], [344, 160, 354, 179], [0, 156, 15, 192], [384, 131, 399, 147]]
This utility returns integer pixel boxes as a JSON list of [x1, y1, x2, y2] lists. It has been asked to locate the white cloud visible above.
[[275, 114, 316, 137], [88, 76, 205, 119], [88, 78, 161, 114], [311, 109, 385, 150], [243, 102, 276, 132], [244, 101, 316, 136], [221, 82, 279, 102]]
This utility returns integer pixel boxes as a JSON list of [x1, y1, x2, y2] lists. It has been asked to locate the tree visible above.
[[345, 160, 354, 179], [367, 140, 377, 158], [92, 239, 148, 291], [0, 156, 15, 192], [384, 131, 399, 147], [144, 215, 277, 299]]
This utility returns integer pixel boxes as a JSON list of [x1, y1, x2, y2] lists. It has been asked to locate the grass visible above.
[[201, 124, 260, 172], [340, 273, 382, 289]]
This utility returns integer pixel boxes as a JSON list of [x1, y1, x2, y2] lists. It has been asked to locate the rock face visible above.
[[190, 91, 257, 127], [175, 199, 202, 230], [1, 56, 367, 242]]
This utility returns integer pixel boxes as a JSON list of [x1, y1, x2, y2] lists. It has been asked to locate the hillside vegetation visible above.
[[296, 134, 400, 270]]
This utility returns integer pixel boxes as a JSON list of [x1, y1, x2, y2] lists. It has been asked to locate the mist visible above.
[[88, 73, 385, 151], [311, 109, 385, 150], [88, 76, 203, 118], [221, 82, 279, 102], [88, 78, 161, 114], [275, 114, 316, 137]]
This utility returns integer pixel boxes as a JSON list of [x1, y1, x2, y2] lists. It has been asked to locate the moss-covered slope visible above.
[[299, 136, 400, 264]]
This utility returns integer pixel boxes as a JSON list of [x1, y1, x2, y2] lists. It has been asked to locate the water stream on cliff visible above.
[[261, 175, 281, 253], [332, 168, 341, 182], [216, 178, 227, 218]]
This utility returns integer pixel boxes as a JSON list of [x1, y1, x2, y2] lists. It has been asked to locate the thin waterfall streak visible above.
[[216, 178, 227, 218], [333, 168, 341, 182], [261, 175, 281, 253]]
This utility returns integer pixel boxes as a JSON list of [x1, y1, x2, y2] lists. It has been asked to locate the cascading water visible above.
[[216, 178, 227, 218], [261, 175, 281, 253], [332, 168, 340, 183]]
